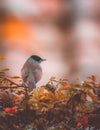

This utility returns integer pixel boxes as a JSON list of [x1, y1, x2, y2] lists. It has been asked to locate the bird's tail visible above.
[[26, 74, 36, 91]]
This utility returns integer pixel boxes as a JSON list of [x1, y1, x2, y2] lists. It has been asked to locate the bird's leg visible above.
[[21, 81, 26, 87], [20, 83, 29, 106]]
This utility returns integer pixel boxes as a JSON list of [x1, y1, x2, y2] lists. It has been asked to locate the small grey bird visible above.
[[21, 55, 46, 91]]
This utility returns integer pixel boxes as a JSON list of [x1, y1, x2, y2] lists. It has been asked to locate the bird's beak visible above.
[[42, 59, 46, 61]]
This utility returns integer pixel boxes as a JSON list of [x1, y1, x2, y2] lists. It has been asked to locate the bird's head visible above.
[[30, 55, 46, 63]]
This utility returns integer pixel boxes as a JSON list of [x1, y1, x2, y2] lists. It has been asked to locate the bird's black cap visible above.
[[31, 55, 46, 62]]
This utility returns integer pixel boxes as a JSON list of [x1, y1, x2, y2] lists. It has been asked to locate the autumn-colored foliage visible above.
[[0, 59, 100, 130]]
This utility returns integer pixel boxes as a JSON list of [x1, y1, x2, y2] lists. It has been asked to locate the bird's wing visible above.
[[21, 68, 28, 82], [21, 60, 36, 82], [26, 73, 36, 91], [32, 67, 42, 83], [21, 68, 36, 90], [21, 59, 42, 84]]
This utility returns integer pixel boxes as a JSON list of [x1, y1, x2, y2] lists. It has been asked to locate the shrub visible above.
[[0, 58, 100, 130]]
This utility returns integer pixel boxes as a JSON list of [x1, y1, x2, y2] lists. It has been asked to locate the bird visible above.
[[21, 55, 46, 91]]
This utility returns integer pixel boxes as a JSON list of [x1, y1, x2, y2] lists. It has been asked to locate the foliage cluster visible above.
[[0, 57, 100, 130]]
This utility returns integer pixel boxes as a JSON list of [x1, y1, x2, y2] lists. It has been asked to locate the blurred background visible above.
[[0, 0, 100, 86]]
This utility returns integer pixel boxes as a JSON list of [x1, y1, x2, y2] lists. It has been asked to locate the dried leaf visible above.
[[87, 91, 98, 102], [2, 68, 10, 71], [11, 76, 20, 79], [32, 89, 39, 99], [88, 75, 96, 81]]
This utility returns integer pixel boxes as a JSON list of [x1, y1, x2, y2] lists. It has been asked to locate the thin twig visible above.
[[5, 78, 21, 86], [0, 85, 25, 89]]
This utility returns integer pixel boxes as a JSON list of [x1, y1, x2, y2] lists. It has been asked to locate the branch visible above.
[[0, 85, 25, 89], [5, 78, 21, 86]]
